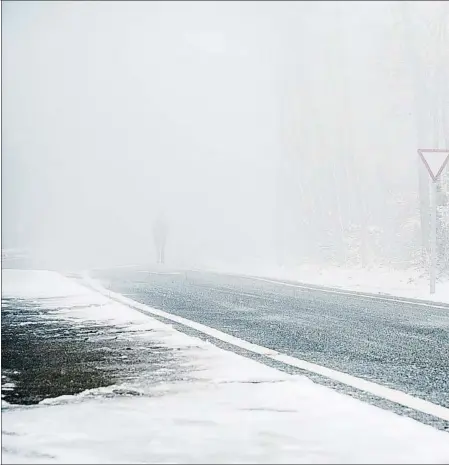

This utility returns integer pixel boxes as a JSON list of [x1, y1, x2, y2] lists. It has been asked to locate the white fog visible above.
[[3, 3, 449, 463], [2, 1, 449, 274]]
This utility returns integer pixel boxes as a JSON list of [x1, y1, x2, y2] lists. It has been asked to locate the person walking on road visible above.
[[152, 213, 169, 265]]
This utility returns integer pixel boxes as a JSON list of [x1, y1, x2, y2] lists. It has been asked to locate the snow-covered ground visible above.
[[201, 263, 449, 305], [2, 269, 449, 464]]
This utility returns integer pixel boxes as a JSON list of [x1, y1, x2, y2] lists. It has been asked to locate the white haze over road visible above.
[[3, 3, 449, 463], [3, 1, 448, 275], [3, 1, 282, 269]]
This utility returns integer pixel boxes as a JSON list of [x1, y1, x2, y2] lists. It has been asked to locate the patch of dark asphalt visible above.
[[1, 297, 189, 405]]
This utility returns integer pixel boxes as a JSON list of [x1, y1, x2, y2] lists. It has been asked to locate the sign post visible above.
[[417, 149, 449, 294], [430, 179, 437, 294]]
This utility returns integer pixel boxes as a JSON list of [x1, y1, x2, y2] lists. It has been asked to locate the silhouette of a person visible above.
[[152, 214, 168, 264]]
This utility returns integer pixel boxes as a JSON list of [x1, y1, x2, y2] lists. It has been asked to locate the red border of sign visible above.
[[417, 149, 449, 182]]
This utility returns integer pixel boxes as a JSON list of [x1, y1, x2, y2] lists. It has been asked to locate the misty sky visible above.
[[3, 1, 285, 268], [3, 1, 447, 270]]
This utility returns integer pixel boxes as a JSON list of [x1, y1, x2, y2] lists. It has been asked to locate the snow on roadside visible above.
[[202, 263, 449, 305], [2, 269, 449, 464]]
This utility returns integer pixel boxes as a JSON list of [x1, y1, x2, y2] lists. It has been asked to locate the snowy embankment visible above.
[[2, 269, 449, 464], [202, 263, 449, 304]]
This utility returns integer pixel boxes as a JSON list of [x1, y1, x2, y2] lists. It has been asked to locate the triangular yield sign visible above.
[[418, 149, 449, 181]]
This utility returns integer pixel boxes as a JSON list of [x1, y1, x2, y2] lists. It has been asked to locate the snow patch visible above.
[[2, 269, 449, 464], [203, 263, 449, 305]]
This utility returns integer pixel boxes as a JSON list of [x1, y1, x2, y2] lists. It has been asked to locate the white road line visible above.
[[82, 272, 449, 423], [246, 276, 449, 310], [271, 354, 449, 421]]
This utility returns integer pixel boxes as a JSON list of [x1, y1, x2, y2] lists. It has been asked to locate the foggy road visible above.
[[4, 0, 449, 461], [93, 267, 449, 425]]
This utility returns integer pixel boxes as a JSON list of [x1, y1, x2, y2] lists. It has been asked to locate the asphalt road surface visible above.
[[1, 293, 188, 405], [92, 267, 449, 424]]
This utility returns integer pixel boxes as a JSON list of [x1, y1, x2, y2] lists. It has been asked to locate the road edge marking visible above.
[[229, 274, 449, 310], [82, 272, 449, 423]]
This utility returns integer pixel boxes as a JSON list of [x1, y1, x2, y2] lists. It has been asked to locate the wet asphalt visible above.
[[92, 267, 449, 429], [1, 294, 188, 405]]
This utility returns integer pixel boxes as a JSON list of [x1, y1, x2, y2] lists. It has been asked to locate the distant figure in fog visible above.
[[152, 213, 169, 265]]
